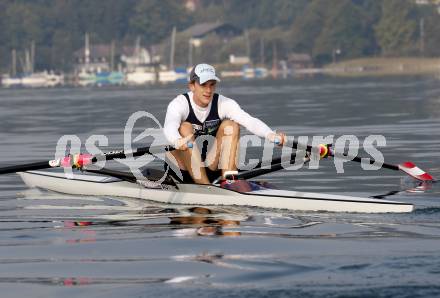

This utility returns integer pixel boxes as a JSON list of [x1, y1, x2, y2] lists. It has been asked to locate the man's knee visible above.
[[220, 120, 240, 136], [178, 121, 194, 137]]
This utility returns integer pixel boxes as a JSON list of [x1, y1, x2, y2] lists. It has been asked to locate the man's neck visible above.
[[191, 93, 210, 108]]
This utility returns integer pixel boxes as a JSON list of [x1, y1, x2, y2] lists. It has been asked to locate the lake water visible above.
[[1, 76, 440, 297]]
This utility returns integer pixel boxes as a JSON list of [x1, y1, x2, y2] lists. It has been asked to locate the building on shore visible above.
[[181, 21, 243, 47]]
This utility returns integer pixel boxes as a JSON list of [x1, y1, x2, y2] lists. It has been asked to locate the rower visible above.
[[163, 63, 286, 184]]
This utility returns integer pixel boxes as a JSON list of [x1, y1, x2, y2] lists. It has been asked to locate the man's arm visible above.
[[163, 96, 189, 148], [219, 96, 285, 144]]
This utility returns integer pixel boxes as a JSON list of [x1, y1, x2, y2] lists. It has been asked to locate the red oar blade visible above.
[[398, 162, 435, 182]]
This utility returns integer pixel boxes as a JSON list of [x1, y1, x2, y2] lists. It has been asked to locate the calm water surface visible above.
[[1, 76, 440, 297]]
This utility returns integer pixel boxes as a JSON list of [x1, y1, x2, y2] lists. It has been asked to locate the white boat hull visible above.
[[1, 76, 21, 87], [18, 171, 414, 213], [158, 70, 187, 83], [126, 71, 156, 84], [21, 72, 64, 87]]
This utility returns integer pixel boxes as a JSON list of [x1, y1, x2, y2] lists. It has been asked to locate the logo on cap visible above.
[[199, 67, 214, 74]]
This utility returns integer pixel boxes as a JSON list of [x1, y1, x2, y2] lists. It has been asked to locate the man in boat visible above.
[[163, 63, 286, 184]]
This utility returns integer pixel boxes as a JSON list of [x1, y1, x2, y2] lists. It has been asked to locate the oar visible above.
[[220, 140, 321, 182], [227, 140, 435, 182], [0, 145, 174, 175], [233, 155, 310, 181], [287, 140, 435, 182], [215, 147, 310, 182], [84, 167, 177, 186]]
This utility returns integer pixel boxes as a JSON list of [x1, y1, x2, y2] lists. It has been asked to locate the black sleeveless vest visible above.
[[183, 93, 221, 137]]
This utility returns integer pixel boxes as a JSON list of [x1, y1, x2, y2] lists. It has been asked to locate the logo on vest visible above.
[[203, 119, 221, 134], [191, 123, 203, 132]]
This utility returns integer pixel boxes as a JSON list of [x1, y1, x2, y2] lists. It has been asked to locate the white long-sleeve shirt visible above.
[[163, 92, 274, 146]]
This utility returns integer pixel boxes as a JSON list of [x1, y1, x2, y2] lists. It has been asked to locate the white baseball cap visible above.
[[189, 63, 220, 84]]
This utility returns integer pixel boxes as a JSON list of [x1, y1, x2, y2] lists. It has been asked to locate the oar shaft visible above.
[[91, 146, 168, 162], [236, 155, 310, 180], [0, 145, 175, 175], [0, 161, 52, 175], [236, 162, 289, 180], [333, 151, 399, 171], [237, 144, 399, 181], [288, 140, 400, 171], [289, 139, 433, 181], [236, 140, 426, 182]]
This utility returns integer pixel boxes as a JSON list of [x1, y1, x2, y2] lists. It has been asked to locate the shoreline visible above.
[[323, 57, 440, 77]]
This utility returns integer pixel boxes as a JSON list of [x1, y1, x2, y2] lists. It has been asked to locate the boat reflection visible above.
[[0, 276, 194, 286], [170, 207, 242, 237], [58, 206, 243, 239], [60, 220, 97, 244], [372, 180, 433, 199]]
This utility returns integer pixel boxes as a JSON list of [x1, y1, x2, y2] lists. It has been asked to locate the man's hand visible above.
[[267, 132, 286, 146], [175, 136, 194, 151]]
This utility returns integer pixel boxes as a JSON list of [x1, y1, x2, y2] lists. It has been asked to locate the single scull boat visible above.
[[2, 144, 432, 213], [18, 170, 414, 213]]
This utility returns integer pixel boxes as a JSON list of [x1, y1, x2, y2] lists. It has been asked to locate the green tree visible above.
[[198, 0, 308, 29], [287, 0, 328, 54], [423, 15, 440, 56], [247, 27, 289, 65], [417, 6, 440, 57], [375, 0, 418, 56], [3, 2, 44, 49], [313, 0, 377, 63], [0, 0, 432, 72], [1, 2, 47, 71], [130, 0, 191, 46]]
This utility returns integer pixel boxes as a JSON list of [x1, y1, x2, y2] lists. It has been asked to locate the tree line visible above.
[[1, 0, 439, 73]]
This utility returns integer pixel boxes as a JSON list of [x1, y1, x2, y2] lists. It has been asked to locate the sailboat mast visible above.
[[188, 38, 193, 67], [260, 37, 264, 66], [135, 36, 141, 65], [85, 33, 90, 66], [24, 49, 31, 74], [11, 49, 17, 76], [110, 40, 115, 71], [245, 29, 251, 61], [170, 26, 176, 70], [30, 41, 35, 73]]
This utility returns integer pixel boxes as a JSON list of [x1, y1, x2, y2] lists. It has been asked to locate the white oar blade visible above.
[[398, 162, 435, 182]]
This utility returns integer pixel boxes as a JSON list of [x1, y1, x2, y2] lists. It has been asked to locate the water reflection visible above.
[[56, 206, 244, 239], [0, 276, 198, 286], [372, 180, 433, 199], [170, 207, 242, 237]]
